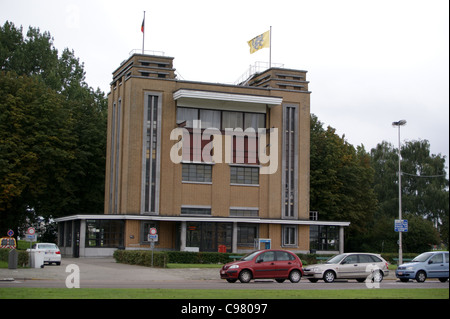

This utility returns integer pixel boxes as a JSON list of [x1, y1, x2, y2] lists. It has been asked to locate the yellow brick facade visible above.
[[56, 53, 349, 257]]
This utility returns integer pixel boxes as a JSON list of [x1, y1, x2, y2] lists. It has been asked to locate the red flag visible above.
[[141, 18, 144, 33]]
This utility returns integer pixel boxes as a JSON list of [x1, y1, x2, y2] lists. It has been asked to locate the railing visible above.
[[234, 61, 284, 85], [129, 49, 166, 56]]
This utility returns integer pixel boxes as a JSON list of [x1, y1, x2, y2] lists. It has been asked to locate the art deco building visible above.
[[56, 53, 349, 257]]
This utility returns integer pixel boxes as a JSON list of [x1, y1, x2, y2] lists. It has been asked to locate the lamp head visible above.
[[392, 120, 407, 126]]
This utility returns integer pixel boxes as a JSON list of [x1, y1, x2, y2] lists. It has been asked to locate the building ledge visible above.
[[173, 89, 283, 111], [55, 214, 350, 227]]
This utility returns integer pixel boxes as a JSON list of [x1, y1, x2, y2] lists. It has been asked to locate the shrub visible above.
[[113, 250, 244, 267], [0, 248, 29, 267], [113, 250, 167, 268]]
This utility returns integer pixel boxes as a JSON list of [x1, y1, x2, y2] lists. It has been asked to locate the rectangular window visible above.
[[182, 163, 212, 183], [176, 107, 198, 128], [142, 93, 161, 214], [244, 113, 265, 131], [175, 107, 265, 164], [309, 225, 339, 251], [85, 220, 124, 248], [283, 225, 297, 246], [230, 166, 259, 185], [200, 109, 221, 129], [186, 222, 232, 252], [222, 111, 243, 129], [237, 224, 259, 246], [282, 105, 298, 218], [181, 207, 212, 215], [230, 208, 259, 217]]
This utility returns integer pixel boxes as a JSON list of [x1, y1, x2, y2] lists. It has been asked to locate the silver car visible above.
[[303, 253, 389, 283]]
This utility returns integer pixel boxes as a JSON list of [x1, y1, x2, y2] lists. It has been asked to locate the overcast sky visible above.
[[2, 0, 449, 172]]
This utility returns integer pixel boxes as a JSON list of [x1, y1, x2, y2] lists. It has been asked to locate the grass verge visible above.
[[0, 288, 448, 299]]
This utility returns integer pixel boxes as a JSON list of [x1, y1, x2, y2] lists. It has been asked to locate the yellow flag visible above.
[[247, 30, 270, 54]]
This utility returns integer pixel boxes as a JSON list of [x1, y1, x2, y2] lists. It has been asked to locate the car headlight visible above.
[[312, 267, 321, 273], [406, 266, 414, 271], [229, 265, 239, 269]]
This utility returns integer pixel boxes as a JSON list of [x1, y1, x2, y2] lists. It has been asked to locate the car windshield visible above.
[[412, 252, 434, 262], [241, 251, 261, 261], [325, 254, 346, 264]]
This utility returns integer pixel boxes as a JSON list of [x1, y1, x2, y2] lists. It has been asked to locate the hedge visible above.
[[113, 250, 245, 268], [113, 250, 168, 268], [112, 250, 422, 268], [0, 248, 29, 267]]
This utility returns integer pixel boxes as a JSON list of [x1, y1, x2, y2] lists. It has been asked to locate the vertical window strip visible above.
[[108, 102, 116, 214], [114, 99, 121, 214], [142, 94, 161, 214], [283, 105, 298, 218]]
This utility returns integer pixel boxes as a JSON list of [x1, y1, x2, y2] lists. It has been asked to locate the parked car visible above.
[[220, 249, 303, 283], [396, 251, 449, 283], [303, 253, 389, 283], [29, 243, 62, 265]]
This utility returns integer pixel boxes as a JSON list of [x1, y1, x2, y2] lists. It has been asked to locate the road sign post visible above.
[[148, 228, 158, 267], [26, 227, 36, 267]]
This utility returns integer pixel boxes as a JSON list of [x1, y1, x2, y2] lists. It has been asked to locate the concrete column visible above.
[[339, 226, 345, 253], [232, 222, 238, 253], [180, 221, 186, 251], [79, 220, 86, 257]]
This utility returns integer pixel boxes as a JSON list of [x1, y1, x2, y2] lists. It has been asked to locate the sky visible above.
[[1, 0, 449, 172]]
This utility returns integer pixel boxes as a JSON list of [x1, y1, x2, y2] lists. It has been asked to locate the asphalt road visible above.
[[0, 257, 448, 290]]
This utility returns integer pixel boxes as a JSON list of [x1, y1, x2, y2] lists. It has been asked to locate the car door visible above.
[[338, 254, 363, 279], [427, 253, 446, 278], [359, 254, 380, 279], [274, 251, 295, 278], [444, 253, 450, 277], [253, 251, 276, 278]]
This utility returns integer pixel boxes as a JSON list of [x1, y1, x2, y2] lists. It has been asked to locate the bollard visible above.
[[8, 249, 18, 269]]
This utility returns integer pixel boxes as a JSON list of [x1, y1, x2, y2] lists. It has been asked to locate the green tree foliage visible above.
[[310, 114, 377, 249], [0, 21, 107, 236], [369, 140, 447, 251]]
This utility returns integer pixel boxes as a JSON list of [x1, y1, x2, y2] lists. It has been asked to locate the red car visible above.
[[220, 249, 303, 283]]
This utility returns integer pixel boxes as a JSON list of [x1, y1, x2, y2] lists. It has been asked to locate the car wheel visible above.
[[238, 270, 252, 283], [415, 270, 427, 283], [289, 270, 302, 283], [323, 270, 335, 283], [438, 278, 448, 283], [373, 270, 383, 283]]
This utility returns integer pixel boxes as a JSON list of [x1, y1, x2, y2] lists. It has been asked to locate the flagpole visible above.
[[269, 26, 272, 68], [142, 11, 146, 54]]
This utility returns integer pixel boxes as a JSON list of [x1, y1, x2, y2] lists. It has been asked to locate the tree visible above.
[[0, 72, 75, 234], [0, 21, 107, 238], [370, 140, 448, 251], [310, 114, 377, 250]]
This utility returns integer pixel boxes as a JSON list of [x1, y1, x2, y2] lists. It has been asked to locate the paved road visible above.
[[0, 257, 447, 290]]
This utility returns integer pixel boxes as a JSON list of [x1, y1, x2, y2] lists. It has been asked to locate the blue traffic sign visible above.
[[7, 229, 14, 237], [395, 219, 408, 232]]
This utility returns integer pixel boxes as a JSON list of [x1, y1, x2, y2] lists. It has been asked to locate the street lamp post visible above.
[[392, 120, 406, 265]]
